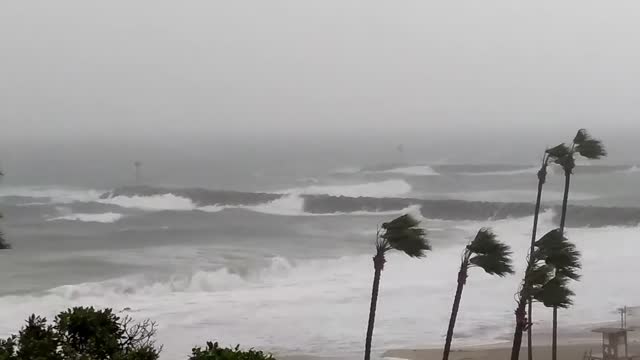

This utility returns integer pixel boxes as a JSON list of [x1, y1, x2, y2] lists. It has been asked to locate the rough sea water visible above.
[[1, 161, 639, 359]]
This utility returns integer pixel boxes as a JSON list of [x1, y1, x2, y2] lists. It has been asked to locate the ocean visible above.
[[1, 161, 639, 359]]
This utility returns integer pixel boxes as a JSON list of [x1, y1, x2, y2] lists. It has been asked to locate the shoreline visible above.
[[384, 332, 640, 360]]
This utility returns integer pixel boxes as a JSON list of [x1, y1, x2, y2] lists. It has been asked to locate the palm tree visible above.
[[525, 151, 552, 360], [550, 129, 605, 360], [556, 129, 607, 230], [510, 229, 580, 360], [524, 144, 567, 360], [443, 228, 513, 360], [0, 218, 8, 249], [533, 230, 581, 360], [0, 170, 8, 250], [364, 214, 431, 360]]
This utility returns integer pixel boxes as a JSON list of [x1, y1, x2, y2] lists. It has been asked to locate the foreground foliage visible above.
[[0, 307, 160, 360], [190, 342, 274, 360], [0, 307, 276, 360]]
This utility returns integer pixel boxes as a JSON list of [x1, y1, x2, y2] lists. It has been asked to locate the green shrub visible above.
[[0, 336, 17, 360], [0, 307, 160, 360], [1, 308, 274, 360], [189, 342, 275, 360]]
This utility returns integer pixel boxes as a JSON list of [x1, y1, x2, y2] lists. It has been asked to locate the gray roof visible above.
[[592, 327, 633, 334]]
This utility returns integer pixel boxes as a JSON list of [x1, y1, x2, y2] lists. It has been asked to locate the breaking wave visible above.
[[378, 165, 440, 176], [50, 184, 637, 226], [100, 194, 197, 211], [95, 180, 413, 216], [277, 179, 412, 198], [459, 167, 541, 176], [3, 221, 640, 357], [4, 182, 639, 226], [49, 212, 124, 223], [0, 187, 103, 204], [50, 256, 296, 298]]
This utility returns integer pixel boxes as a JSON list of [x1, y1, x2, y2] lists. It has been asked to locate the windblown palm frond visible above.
[[466, 228, 500, 255], [555, 154, 576, 172], [576, 139, 607, 159], [0, 232, 9, 250], [467, 228, 513, 276], [533, 276, 574, 309], [546, 143, 570, 160], [0, 211, 7, 250], [573, 128, 606, 158], [381, 214, 421, 232], [470, 254, 513, 276], [381, 214, 431, 258], [545, 247, 581, 281], [573, 129, 589, 144], [374, 238, 391, 256], [533, 229, 564, 252], [526, 264, 555, 289], [533, 229, 581, 278]]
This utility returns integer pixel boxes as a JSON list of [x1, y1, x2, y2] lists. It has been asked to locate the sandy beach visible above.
[[384, 333, 640, 360], [384, 343, 640, 360], [384, 315, 640, 360]]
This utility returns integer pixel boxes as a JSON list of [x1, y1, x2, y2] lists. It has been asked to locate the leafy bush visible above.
[[190, 342, 275, 360], [0, 307, 161, 360], [0, 308, 274, 360]]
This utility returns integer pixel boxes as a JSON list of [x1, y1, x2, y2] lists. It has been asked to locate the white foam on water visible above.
[[49, 212, 124, 223], [196, 195, 306, 216], [0, 186, 103, 204], [379, 166, 440, 176], [0, 180, 416, 219], [459, 167, 541, 176], [89, 180, 412, 216], [434, 190, 598, 203], [281, 179, 412, 198], [1, 217, 639, 358], [244, 198, 419, 217], [330, 166, 362, 175], [341, 204, 424, 218], [99, 194, 198, 211], [246, 195, 307, 216], [622, 165, 640, 174]]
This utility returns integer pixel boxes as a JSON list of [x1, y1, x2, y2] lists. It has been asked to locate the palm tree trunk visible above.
[[527, 300, 533, 360], [364, 253, 385, 360], [527, 162, 548, 360], [511, 299, 528, 360], [560, 171, 571, 231], [552, 307, 558, 360], [443, 262, 468, 360], [553, 170, 571, 360]]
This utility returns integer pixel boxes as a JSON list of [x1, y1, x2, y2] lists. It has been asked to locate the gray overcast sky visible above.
[[1, 1, 639, 143]]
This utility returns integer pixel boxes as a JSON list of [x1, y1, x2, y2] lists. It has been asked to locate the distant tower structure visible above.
[[134, 161, 142, 185], [396, 144, 405, 163]]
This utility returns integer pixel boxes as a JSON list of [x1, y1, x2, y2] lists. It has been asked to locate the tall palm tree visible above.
[[0, 217, 8, 249], [556, 129, 607, 230], [550, 129, 605, 360], [0, 170, 8, 250], [510, 229, 580, 360], [523, 142, 573, 360], [526, 151, 553, 360], [364, 214, 431, 360], [443, 228, 513, 360]]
